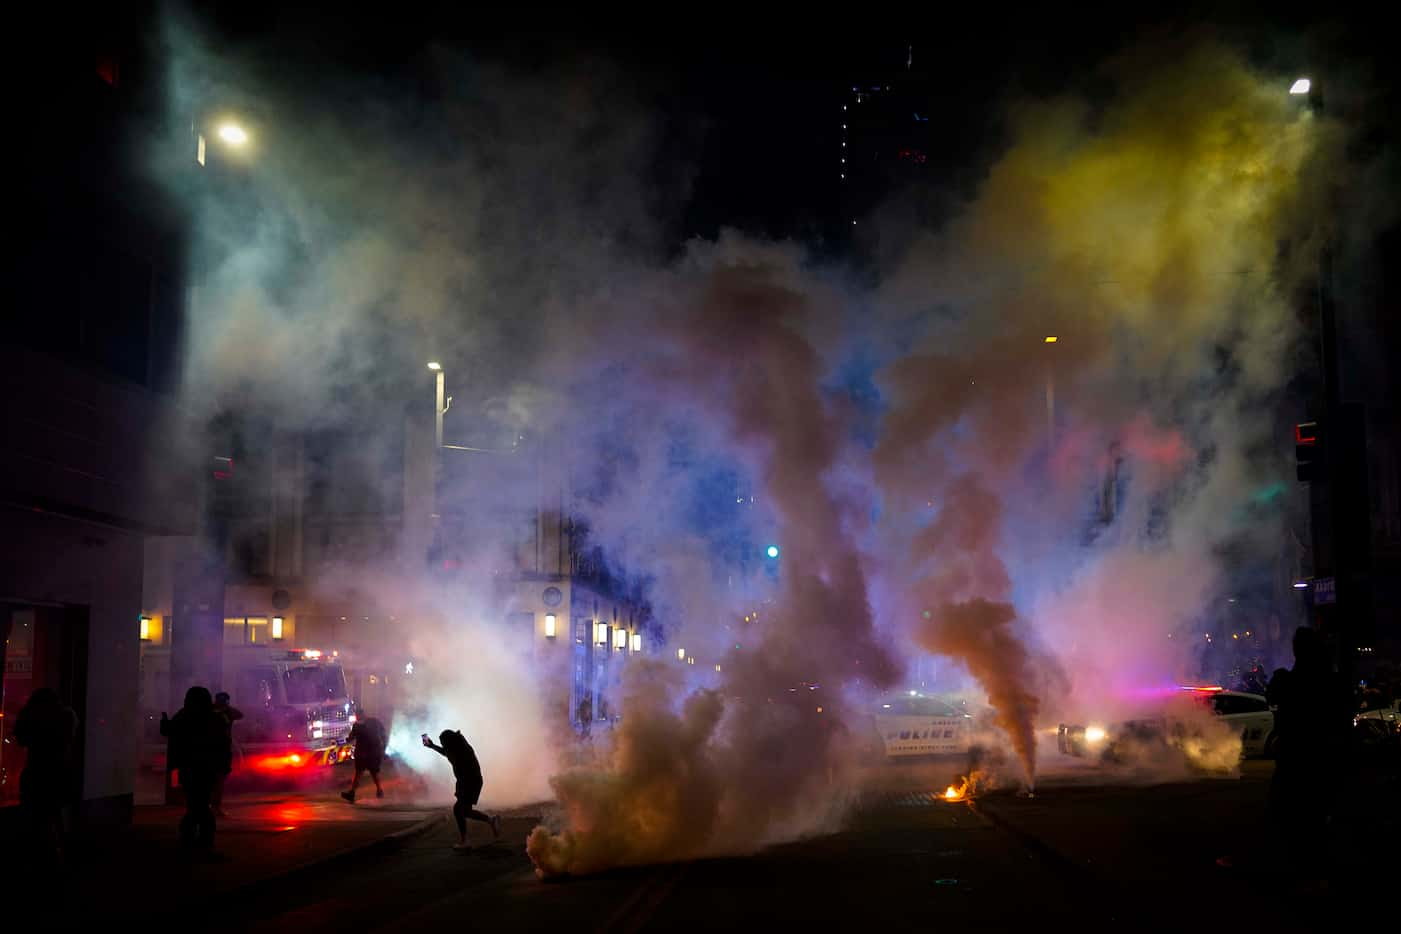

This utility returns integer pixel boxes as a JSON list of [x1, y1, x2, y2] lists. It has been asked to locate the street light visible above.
[[1289, 78, 1311, 96], [217, 122, 249, 145], [428, 362, 446, 452], [1044, 336, 1058, 449]]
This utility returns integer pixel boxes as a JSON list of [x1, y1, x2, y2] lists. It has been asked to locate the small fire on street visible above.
[[941, 776, 971, 802]]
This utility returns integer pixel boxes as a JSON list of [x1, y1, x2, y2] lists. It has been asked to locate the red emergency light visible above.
[[249, 752, 309, 773], [1295, 423, 1318, 445]]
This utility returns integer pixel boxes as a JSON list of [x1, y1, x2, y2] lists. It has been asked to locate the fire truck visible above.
[[140, 645, 357, 776]]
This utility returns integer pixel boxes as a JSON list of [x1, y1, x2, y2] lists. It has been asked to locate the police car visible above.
[[1058, 686, 1276, 761], [871, 694, 973, 759]]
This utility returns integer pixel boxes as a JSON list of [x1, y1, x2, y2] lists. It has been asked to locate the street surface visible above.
[[82, 756, 1391, 933]]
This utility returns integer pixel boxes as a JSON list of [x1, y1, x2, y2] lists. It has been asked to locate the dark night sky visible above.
[[179, 3, 1326, 241], [141, 2, 1399, 387], [178, 2, 1397, 246]]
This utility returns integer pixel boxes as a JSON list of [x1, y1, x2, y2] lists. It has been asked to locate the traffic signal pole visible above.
[[1305, 244, 1372, 684]]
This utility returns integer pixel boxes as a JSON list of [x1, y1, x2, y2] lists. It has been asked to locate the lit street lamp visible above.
[[217, 122, 249, 145], [1044, 336, 1058, 451], [427, 362, 445, 451]]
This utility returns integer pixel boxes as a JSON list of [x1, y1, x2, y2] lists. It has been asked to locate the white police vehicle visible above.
[[1058, 687, 1275, 761], [871, 694, 973, 759]]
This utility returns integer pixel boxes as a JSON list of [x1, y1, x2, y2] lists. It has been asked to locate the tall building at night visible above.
[[0, 10, 198, 828], [838, 71, 935, 229]]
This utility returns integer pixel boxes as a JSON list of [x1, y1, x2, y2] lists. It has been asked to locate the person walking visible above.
[[341, 712, 388, 803]]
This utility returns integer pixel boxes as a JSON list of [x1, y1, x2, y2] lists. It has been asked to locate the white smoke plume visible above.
[[527, 247, 899, 875], [867, 39, 1342, 784], [153, 14, 1359, 879]]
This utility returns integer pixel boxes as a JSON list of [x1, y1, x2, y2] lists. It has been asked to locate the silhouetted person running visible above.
[[211, 691, 243, 818], [422, 729, 500, 848], [342, 713, 387, 803], [1265, 626, 1353, 885], [14, 687, 79, 866], [161, 686, 228, 851]]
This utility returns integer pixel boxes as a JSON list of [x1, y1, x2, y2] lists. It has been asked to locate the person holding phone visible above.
[[422, 729, 500, 848]]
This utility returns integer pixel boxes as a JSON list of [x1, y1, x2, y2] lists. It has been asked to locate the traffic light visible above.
[[765, 544, 780, 559], [1295, 422, 1324, 483]]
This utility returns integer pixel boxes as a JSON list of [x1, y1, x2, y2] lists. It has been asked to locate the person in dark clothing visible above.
[[211, 691, 243, 817], [341, 713, 388, 803], [14, 688, 79, 865], [1265, 626, 1354, 881], [422, 729, 500, 848], [161, 686, 228, 850]]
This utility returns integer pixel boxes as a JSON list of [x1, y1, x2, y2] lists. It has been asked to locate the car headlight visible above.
[[1085, 726, 1108, 743]]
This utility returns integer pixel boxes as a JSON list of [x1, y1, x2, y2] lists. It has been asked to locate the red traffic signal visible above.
[[1295, 422, 1323, 482]]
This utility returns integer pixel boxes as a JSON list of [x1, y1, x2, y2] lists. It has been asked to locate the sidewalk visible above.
[[50, 789, 444, 921]]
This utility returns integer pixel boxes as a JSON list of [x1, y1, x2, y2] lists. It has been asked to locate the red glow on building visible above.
[[96, 54, 120, 87]]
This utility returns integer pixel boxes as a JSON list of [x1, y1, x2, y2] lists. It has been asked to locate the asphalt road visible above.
[[193, 758, 1390, 933]]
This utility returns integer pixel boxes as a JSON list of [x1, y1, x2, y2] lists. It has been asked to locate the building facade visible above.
[[1, 17, 197, 828]]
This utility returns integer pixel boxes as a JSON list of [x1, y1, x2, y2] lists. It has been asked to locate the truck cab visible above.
[[227, 647, 357, 770], [139, 646, 356, 775]]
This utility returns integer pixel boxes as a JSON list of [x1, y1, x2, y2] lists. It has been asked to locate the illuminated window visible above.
[[223, 617, 247, 646], [247, 617, 269, 643], [271, 617, 284, 640]]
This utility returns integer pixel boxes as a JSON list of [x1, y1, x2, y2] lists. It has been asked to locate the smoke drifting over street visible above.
[[158, 16, 1354, 876]]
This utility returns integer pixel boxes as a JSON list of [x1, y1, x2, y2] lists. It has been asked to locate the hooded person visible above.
[[341, 711, 388, 803], [422, 728, 500, 848]]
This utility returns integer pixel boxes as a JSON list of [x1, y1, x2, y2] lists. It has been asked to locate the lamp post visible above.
[[427, 362, 444, 451], [1043, 336, 1058, 452], [1288, 76, 1371, 679]]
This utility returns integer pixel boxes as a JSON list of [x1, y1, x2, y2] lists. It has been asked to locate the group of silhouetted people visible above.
[[161, 686, 234, 850], [10, 675, 504, 873]]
